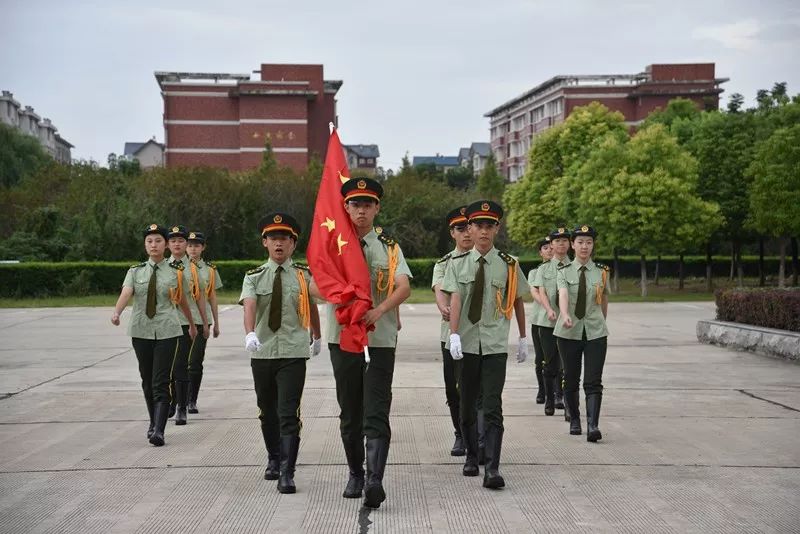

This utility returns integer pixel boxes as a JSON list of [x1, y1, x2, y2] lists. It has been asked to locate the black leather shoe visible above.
[[145, 395, 155, 439], [264, 458, 280, 480], [363, 438, 389, 509], [482, 425, 505, 489], [544, 377, 555, 416], [586, 394, 603, 443], [188, 374, 201, 414], [277, 435, 300, 494], [149, 402, 169, 446], [174, 381, 188, 425], [535, 367, 545, 404], [566, 391, 582, 435], [460, 422, 479, 476], [342, 437, 365, 498], [450, 433, 466, 456]]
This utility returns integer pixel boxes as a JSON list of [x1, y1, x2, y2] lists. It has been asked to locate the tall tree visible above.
[[0, 123, 52, 188], [476, 155, 504, 200]]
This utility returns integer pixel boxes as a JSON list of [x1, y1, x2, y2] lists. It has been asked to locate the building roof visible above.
[[413, 156, 460, 167], [470, 142, 491, 157], [54, 133, 74, 148], [124, 139, 164, 156], [344, 144, 380, 158], [458, 147, 470, 160]]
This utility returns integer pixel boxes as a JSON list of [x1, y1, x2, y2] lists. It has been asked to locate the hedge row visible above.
[[715, 288, 800, 332], [0, 256, 793, 298]]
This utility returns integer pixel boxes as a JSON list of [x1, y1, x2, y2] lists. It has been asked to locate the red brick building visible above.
[[155, 64, 342, 172], [485, 63, 728, 181]]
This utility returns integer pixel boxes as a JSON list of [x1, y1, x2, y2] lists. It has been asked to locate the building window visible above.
[[367, 158, 374, 164]]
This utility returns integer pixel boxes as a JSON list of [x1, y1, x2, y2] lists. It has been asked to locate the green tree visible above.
[[747, 124, 800, 287], [726, 93, 745, 113], [476, 155, 504, 200], [446, 165, 475, 190], [641, 97, 702, 130], [0, 123, 52, 187]]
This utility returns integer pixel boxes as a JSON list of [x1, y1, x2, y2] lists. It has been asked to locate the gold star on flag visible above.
[[338, 171, 350, 184], [336, 233, 348, 255], [276, 130, 284, 140], [321, 218, 336, 232]]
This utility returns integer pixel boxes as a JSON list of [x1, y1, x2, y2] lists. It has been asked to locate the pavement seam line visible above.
[[737, 389, 800, 412]]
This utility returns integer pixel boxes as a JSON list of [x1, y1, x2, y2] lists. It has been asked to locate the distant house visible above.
[[458, 147, 471, 167], [412, 155, 460, 173], [468, 142, 491, 176], [124, 139, 165, 169], [343, 144, 380, 175], [0, 90, 73, 164]]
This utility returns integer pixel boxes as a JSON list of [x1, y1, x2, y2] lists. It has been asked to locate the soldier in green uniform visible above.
[[432, 206, 473, 457], [528, 236, 552, 406], [533, 228, 573, 417], [186, 231, 223, 414], [240, 213, 322, 494], [554, 225, 610, 442], [442, 200, 530, 489], [166, 225, 210, 425], [111, 223, 197, 446], [310, 177, 412, 509]]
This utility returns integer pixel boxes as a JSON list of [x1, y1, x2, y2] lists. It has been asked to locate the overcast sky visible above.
[[3, 0, 798, 169]]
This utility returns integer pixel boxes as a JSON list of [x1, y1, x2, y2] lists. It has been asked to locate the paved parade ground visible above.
[[0, 302, 798, 533]]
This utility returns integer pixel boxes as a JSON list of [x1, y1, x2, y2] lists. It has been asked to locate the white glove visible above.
[[310, 337, 322, 357], [516, 336, 529, 363], [245, 331, 262, 352], [449, 333, 463, 360]]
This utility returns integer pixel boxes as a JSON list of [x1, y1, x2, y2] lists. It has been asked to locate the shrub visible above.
[[715, 288, 800, 332]]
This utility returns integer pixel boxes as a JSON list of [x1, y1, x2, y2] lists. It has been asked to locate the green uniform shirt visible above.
[[122, 258, 184, 340], [239, 258, 313, 359], [325, 228, 413, 348], [432, 248, 460, 343], [171, 255, 194, 326], [554, 259, 610, 341], [441, 247, 530, 355], [532, 256, 570, 328], [527, 266, 547, 327], [193, 258, 224, 325]]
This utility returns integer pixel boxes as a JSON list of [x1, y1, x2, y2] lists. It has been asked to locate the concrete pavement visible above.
[[0, 302, 798, 533]]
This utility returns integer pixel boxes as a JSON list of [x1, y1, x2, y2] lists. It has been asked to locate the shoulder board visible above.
[[595, 262, 609, 271], [436, 253, 452, 264], [246, 266, 266, 276], [130, 262, 147, 269], [169, 260, 184, 271], [206, 261, 216, 269], [377, 233, 396, 247], [293, 263, 310, 272], [498, 251, 517, 265]]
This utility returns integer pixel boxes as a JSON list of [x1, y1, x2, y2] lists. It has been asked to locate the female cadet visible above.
[[111, 224, 197, 446], [166, 226, 210, 425], [186, 231, 223, 414], [528, 237, 552, 406], [553, 225, 610, 442], [240, 213, 321, 494]]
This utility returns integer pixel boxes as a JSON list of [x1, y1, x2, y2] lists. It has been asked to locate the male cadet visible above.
[[442, 200, 529, 489], [167, 226, 211, 425], [241, 213, 322, 493], [432, 206, 473, 457], [533, 228, 572, 417], [310, 177, 412, 509], [528, 236, 552, 406]]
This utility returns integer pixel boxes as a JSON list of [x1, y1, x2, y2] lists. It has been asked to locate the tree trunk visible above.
[[678, 254, 685, 290], [779, 238, 787, 288], [613, 248, 620, 293], [758, 237, 765, 287], [729, 242, 735, 281], [640, 254, 648, 298], [654, 255, 661, 286], [706, 242, 713, 293], [736, 242, 744, 288], [792, 237, 799, 287]]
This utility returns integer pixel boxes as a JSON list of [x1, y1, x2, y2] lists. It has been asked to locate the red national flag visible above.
[[307, 129, 372, 353]]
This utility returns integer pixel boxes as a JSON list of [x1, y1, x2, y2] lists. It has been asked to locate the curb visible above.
[[696, 319, 800, 362]]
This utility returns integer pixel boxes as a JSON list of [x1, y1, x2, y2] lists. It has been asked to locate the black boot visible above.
[[262, 425, 280, 480], [554, 376, 565, 410], [543, 375, 555, 416], [482, 425, 505, 489], [149, 402, 169, 446], [566, 391, 582, 435], [145, 395, 155, 439], [363, 438, 390, 509], [460, 422, 479, 477], [535, 366, 545, 404], [477, 409, 486, 465], [188, 374, 201, 414], [342, 438, 365, 498], [586, 394, 603, 443], [448, 403, 465, 456], [174, 381, 188, 425], [277, 435, 300, 494]]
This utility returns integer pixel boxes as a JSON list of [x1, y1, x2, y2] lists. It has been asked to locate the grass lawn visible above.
[[0, 276, 788, 308]]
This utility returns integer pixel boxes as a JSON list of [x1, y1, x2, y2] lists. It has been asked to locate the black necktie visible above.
[[468, 257, 485, 324], [575, 265, 587, 320], [268, 266, 283, 332], [146, 265, 158, 319]]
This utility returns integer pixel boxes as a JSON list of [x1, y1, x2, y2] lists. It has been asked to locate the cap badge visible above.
[[481, 202, 490, 211], [375, 226, 383, 234], [274, 215, 283, 223], [459, 207, 466, 215], [149, 224, 158, 231], [171, 226, 179, 233], [189, 232, 196, 239], [558, 227, 565, 234], [581, 225, 589, 232], [357, 180, 367, 190]]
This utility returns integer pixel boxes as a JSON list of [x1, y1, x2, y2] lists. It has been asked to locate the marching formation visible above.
[[110, 155, 610, 511]]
